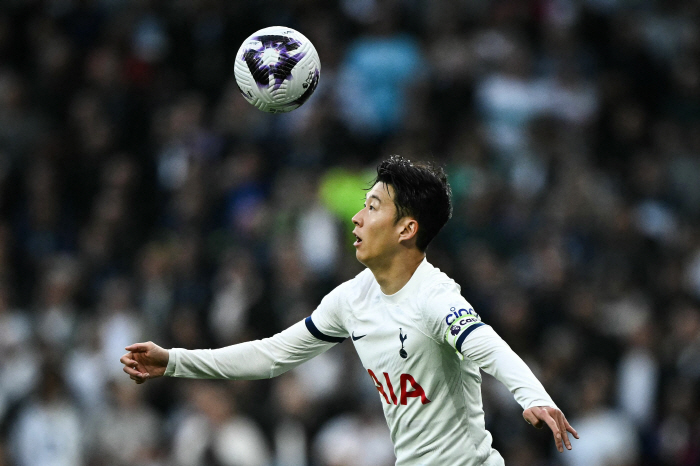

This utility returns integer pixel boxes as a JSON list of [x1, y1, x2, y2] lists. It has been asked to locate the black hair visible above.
[[372, 155, 452, 252]]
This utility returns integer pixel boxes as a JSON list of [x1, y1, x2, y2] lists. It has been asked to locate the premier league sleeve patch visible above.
[[443, 307, 485, 353]]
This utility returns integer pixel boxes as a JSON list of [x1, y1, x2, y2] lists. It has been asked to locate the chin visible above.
[[355, 250, 367, 266]]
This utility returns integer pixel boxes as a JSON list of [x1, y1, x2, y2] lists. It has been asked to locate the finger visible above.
[[555, 411, 572, 450], [564, 417, 579, 439], [554, 408, 579, 441], [127, 369, 149, 384], [539, 411, 563, 452], [125, 342, 150, 353], [123, 365, 145, 379], [523, 410, 543, 428], [120, 354, 138, 367]]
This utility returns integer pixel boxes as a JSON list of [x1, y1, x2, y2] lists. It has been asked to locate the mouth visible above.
[[353, 231, 362, 247]]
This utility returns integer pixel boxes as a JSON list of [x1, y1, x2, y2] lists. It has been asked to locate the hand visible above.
[[523, 406, 578, 453], [120, 341, 169, 384]]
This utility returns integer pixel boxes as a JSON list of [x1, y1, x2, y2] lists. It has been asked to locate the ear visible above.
[[397, 218, 419, 245]]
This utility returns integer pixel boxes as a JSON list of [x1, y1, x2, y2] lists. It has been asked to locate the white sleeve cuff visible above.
[[164, 348, 180, 377]]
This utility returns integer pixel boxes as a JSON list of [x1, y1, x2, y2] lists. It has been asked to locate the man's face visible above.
[[351, 182, 405, 266]]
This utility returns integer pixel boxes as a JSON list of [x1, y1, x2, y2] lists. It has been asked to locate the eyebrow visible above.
[[366, 194, 382, 203]]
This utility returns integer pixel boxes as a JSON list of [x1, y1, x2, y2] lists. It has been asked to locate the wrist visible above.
[[164, 348, 178, 377]]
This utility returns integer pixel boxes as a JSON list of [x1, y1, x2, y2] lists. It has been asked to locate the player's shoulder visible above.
[[417, 260, 475, 318], [408, 260, 480, 343], [416, 260, 461, 297], [330, 267, 376, 300]]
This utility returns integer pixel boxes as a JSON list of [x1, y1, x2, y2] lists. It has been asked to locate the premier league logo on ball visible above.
[[234, 26, 321, 113]]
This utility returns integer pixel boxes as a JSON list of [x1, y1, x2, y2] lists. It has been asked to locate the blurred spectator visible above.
[[475, 40, 547, 157], [35, 254, 81, 350], [90, 380, 162, 465], [335, 4, 426, 138], [656, 376, 699, 465], [97, 276, 143, 379], [298, 201, 341, 276], [616, 324, 659, 429], [63, 318, 108, 411], [0, 282, 37, 421], [171, 382, 271, 466], [136, 241, 176, 339], [271, 373, 312, 466], [313, 407, 394, 466], [208, 248, 263, 345], [11, 366, 83, 466], [563, 363, 640, 466], [0, 69, 46, 162]]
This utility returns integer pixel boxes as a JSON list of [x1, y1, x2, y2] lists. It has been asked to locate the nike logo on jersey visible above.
[[352, 332, 367, 341]]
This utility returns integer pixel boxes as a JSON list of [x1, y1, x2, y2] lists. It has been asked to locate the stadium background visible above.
[[1, 0, 699, 465]]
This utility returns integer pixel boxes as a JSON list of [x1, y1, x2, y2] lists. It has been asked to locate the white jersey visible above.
[[166, 259, 556, 466]]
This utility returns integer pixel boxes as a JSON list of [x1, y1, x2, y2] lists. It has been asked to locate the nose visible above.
[[352, 209, 362, 227]]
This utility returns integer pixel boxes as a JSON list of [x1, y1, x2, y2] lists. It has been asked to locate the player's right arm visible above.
[[121, 319, 338, 384], [120, 286, 349, 384]]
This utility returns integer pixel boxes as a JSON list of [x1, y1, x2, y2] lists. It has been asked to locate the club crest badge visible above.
[[399, 328, 408, 359]]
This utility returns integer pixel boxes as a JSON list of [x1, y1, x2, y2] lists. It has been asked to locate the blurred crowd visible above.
[[1, 0, 700, 465]]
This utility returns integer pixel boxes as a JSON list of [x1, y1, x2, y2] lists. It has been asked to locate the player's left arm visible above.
[[422, 284, 578, 453], [455, 324, 579, 453]]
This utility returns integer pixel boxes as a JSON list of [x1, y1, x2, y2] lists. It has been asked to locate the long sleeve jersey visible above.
[[165, 258, 556, 466]]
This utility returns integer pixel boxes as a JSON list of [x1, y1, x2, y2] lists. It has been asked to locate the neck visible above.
[[369, 250, 426, 295]]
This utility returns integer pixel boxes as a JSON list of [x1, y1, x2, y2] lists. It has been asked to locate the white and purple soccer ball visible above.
[[234, 26, 321, 113]]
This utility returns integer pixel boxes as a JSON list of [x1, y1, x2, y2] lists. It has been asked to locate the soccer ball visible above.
[[234, 26, 321, 113]]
